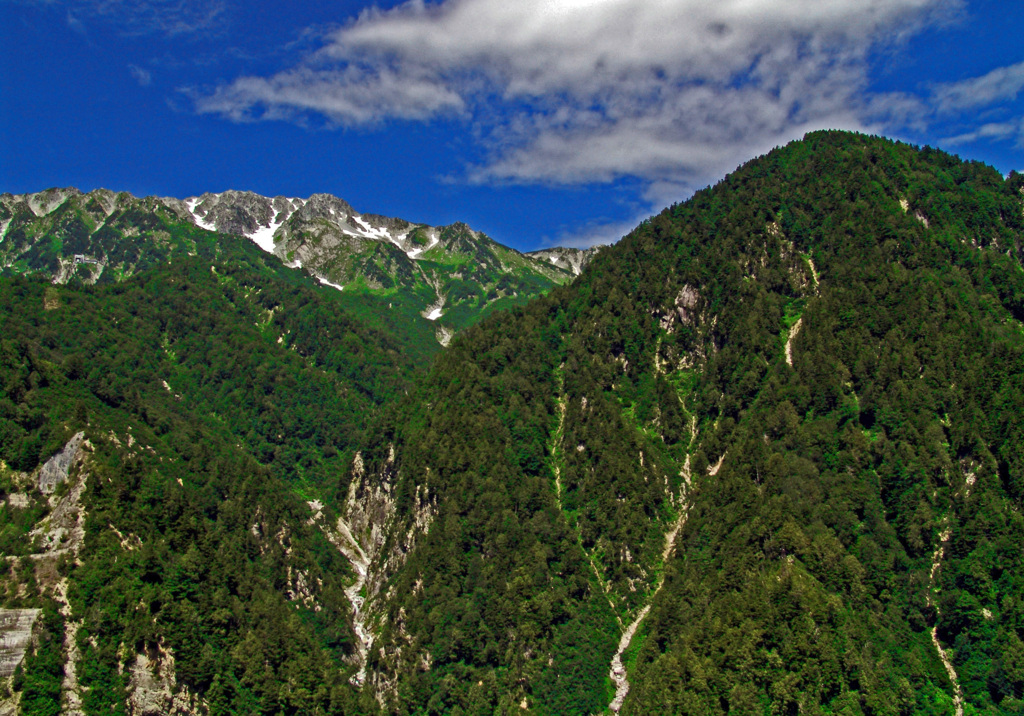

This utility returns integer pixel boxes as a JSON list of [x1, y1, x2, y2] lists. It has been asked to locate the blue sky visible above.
[[2, 0, 1023, 251]]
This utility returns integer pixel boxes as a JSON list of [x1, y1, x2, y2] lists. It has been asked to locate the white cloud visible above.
[[25, 0, 228, 36], [943, 119, 1024, 147], [92, 0, 226, 36], [197, 0, 956, 213], [933, 60, 1024, 112], [196, 66, 465, 125]]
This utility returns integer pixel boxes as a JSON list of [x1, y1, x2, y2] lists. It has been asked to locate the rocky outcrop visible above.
[[0, 609, 41, 678], [37, 431, 84, 495], [10, 434, 92, 712], [525, 246, 602, 276], [186, 190, 297, 236], [31, 435, 89, 555], [674, 284, 700, 324], [127, 645, 206, 716], [785, 317, 802, 367]]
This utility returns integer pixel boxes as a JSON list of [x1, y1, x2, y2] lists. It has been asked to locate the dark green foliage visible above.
[[0, 249, 415, 490], [360, 131, 1024, 713], [18, 606, 64, 715], [5, 131, 1024, 714], [0, 237, 417, 712]]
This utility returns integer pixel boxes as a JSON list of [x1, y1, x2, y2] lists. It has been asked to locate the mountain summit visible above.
[[335, 131, 1024, 714]]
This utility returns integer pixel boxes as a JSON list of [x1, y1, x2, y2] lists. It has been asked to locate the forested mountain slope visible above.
[[343, 131, 1024, 714], [0, 236, 415, 713], [4, 130, 1024, 715]]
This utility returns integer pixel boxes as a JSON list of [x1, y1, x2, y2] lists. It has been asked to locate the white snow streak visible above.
[[352, 215, 391, 240], [185, 197, 217, 231], [248, 218, 284, 253], [407, 230, 440, 259], [316, 276, 345, 291]]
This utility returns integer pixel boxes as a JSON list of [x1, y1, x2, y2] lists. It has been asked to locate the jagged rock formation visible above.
[[127, 645, 206, 716], [37, 431, 84, 495], [177, 192, 573, 341], [525, 245, 602, 276], [1, 187, 576, 348]]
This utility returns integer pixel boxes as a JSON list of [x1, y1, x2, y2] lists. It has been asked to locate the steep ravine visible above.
[[928, 522, 964, 716], [607, 468, 692, 713], [312, 447, 438, 698], [549, 372, 618, 619], [309, 498, 374, 685]]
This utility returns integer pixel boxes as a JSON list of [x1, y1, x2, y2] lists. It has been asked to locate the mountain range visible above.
[[2, 131, 1024, 715], [0, 187, 600, 354]]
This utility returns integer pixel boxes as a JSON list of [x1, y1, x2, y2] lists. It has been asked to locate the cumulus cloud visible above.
[[199, 0, 949, 181], [318, 0, 939, 102], [195, 0, 967, 243]]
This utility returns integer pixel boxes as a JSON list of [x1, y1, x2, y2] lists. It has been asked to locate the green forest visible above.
[[3, 131, 1024, 714]]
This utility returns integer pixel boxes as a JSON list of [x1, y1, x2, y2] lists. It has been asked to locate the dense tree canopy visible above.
[[4, 131, 1024, 714]]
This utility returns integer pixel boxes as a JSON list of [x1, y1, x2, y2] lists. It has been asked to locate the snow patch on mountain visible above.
[[353, 216, 392, 241], [407, 230, 440, 259], [249, 217, 285, 253], [185, 198, 217, 231], [317, 276, 345, 291]]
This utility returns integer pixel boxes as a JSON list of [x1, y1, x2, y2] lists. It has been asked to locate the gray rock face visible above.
[[37, 431, 85, 495], [362, 213, 414, 235], [295, 193, 355, 222], [0, 609, 41, 678], [127, 647, 204, 716], [189, 190, 279, 235], [674, 284, 700, 324], [525, 246, 602, 276]]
